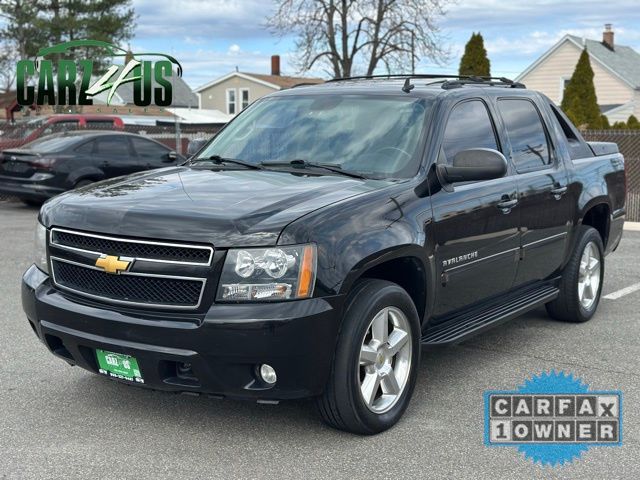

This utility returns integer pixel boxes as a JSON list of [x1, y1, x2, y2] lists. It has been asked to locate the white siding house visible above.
[[517, 25, 640, 123], [195, 56, 323, 116]]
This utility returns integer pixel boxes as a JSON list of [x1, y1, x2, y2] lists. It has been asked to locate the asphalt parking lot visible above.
[[1, 199, 639, 479]]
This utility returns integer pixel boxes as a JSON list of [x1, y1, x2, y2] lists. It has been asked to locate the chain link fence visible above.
[[583, 130, 640, 222]]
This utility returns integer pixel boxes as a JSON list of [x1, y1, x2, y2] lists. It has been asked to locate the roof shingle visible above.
[[240, 72, 324, 89], [567, 35, 640, 89]]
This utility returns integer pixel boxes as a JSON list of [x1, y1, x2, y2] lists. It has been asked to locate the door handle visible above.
[[497, 198, 518, 214], [551, 186, 568, 199]]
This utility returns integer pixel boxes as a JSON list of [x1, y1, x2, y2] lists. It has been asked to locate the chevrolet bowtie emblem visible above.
[[95, 255, 132, 274]]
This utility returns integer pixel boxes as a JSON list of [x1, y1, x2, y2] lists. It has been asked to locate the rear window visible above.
[[498, 99, 551, 172], [548, 104, 593, 160], [86, 120, 116, 128], [22, 135, 83, 152]]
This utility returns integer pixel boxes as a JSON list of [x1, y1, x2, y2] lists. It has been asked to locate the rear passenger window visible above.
[[441, 100, 499, 165], [75, 141, 95, 154], [498, 99, 550, 172], [95, 137, 130, 157]]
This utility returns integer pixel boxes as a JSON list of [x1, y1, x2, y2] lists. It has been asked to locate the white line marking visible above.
[[604, 283, 640, 300]]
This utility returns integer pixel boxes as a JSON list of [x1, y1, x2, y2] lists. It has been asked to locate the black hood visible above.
[[40, 166, 385, 247]]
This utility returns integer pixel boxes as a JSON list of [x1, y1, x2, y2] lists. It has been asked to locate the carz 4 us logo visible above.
[[16, 39, 182, 107], [484, 371, 622, 466]]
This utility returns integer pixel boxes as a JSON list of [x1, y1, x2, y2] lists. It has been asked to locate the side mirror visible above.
[[187, 138, 208, 158], [436, 148, 507, 184], [165, 151, 178, 162]]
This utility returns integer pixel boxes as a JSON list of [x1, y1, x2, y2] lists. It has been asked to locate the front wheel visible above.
[[546, 225, 604, 322], [317, 279, 420, 435]]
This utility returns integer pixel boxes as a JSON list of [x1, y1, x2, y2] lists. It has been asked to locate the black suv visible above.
[[22, 76, 626, 435]]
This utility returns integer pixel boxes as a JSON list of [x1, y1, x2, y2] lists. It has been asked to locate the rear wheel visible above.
[[546, 226, 604, 322], [317, 279, 420, 435]]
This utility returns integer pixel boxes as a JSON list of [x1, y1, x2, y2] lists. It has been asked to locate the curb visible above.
[[624, 222, 640, 232]]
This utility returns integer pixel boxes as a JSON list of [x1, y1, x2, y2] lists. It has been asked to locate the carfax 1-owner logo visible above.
[[15, 39, 182, 107], [484, 371, 622, 466]]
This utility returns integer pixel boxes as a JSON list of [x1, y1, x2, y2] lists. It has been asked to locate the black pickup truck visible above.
[[22, 75, 625, 435]]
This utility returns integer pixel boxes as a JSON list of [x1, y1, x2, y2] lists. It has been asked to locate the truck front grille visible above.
[[48, 228, 213, 310], [51, 229, 213, 265], [52, 259, 205, 308]]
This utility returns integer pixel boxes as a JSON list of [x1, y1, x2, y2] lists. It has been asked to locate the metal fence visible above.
[[583, 130, 640, 222]]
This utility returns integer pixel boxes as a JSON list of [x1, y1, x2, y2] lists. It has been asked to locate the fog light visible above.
[[259, 364, 277, 384]]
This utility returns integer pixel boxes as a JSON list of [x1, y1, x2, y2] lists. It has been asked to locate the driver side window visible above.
[[441, 100, 499, 165]]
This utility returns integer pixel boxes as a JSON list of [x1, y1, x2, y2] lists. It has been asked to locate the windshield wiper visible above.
[[191, 154, 263, 170], [260, 159, 366, 179]]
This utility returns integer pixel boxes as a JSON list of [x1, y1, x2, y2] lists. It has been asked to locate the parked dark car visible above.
[[0, 131, 183, 205], [22, 75, 625, 435], [0, 114, 124, 150]]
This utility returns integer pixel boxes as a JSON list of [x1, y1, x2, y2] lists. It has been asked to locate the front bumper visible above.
[[22, 265, 343, 401]]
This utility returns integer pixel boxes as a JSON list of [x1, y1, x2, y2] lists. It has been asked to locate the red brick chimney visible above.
[[603, 24, 614, 50], [271, 55, 280, 76]]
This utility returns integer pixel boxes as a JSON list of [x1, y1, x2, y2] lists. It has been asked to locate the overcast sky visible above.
[[131, 0, 640, 88]]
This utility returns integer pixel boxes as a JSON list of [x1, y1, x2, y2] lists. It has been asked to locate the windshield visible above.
[[22, 135, 82, 152], [196, 94, 431, 179]]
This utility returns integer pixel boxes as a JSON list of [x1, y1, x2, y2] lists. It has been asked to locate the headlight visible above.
[[34, 222, 49, 274], [217, 244, 316, 301]]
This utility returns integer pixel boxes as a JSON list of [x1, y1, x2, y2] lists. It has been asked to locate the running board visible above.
[[421, 285, 559, 346]]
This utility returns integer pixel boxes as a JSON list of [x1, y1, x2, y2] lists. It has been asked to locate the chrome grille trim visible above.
[[50, 227, 214, 266], [50, 256, 207, 310]]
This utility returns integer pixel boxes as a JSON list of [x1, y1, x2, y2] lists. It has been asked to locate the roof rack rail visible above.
[[325, 74, 526, 90], [291, 82, 323, 88]]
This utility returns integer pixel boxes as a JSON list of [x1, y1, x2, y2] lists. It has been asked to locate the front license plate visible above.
[[96, 349, 144, 383]]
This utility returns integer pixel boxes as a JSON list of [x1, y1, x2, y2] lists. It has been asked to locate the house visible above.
[[195, 55, 324, 115], [516, 25, 640, 123]]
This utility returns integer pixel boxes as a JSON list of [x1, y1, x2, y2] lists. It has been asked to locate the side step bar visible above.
[[421, 284, 559, 346]]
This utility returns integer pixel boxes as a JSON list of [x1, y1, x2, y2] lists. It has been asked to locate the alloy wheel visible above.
[[358, 306, 412, 414], [578, 241, 601, 310]]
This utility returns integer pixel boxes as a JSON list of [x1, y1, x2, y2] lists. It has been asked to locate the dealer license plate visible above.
[[96, 349, 144, 383]]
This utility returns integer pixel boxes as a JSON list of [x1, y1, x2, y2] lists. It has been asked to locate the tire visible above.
[[317, 279, 421, 435], [74, 179, 94, 189], [21, 198, 43, 207], [546, 225, 604, 323]]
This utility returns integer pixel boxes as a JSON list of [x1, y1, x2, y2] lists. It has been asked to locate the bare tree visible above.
[[0, 41, 18, 92], [268, 0, 451, 78]]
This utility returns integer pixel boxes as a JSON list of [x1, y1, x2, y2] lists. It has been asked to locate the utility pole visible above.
[[411, 32, 415, 74]]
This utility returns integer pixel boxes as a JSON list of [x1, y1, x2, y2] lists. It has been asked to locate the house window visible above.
[[559, 76, 571, 102], [240, 88, 250, 110], [226, 89, 237, 115]]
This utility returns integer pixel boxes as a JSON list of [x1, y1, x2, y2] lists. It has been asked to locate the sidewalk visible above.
[[625, 222, 640, 231]]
